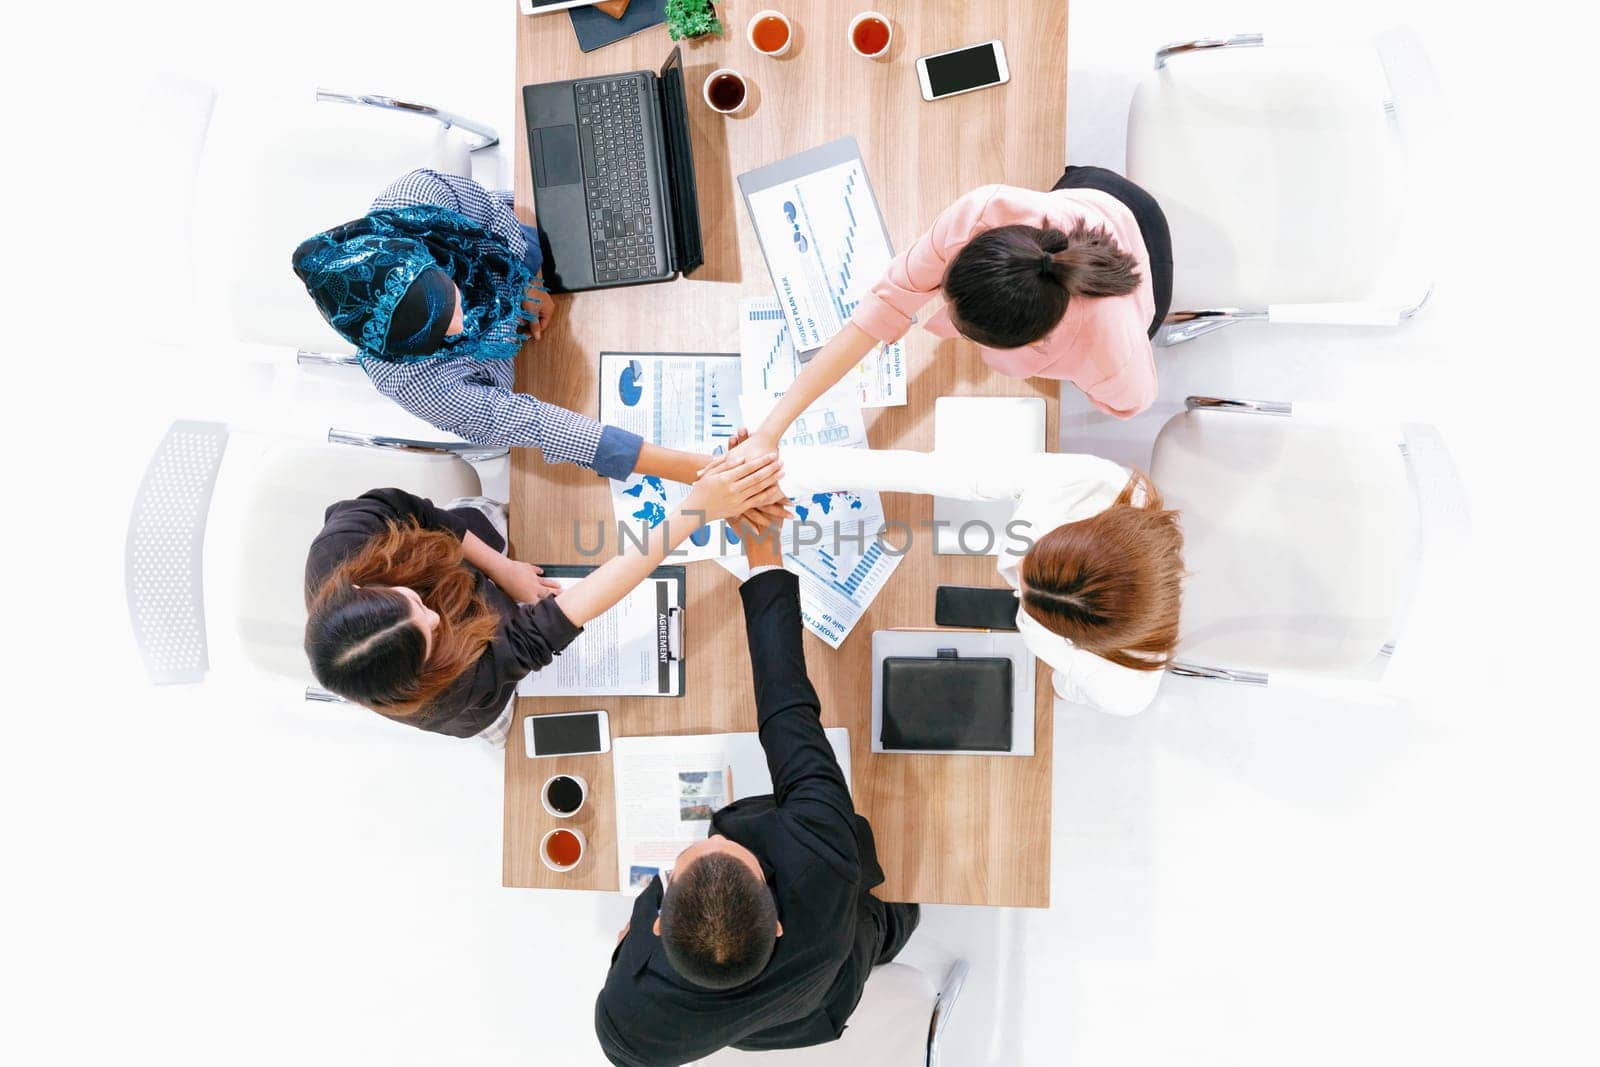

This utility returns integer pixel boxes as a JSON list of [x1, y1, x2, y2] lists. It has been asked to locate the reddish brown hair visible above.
[[1020, 472, 1183, 671], [305, 521, 499, 716]]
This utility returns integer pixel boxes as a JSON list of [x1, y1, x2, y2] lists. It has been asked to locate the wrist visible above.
[[666, 504, 710, 541], [744, 539, 782, 569], [638, 443, 705, 485]]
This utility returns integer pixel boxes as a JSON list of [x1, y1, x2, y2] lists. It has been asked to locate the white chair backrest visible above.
[[692, 962, 937, 1065], [1151, 409, 1418, 676], [125, 421, 231, 684], [1127, 43, 1402, 309], [192, 92, 472, 354], [230, 443, 481, 682]]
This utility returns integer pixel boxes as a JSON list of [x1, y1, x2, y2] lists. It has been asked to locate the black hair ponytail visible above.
[[943, 219, 1142, 348]]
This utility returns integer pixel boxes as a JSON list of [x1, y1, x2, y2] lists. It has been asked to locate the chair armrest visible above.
[[314, 89, 498, 151], [927, 959, 970, 1067], [1154, 32, 1265, 69]]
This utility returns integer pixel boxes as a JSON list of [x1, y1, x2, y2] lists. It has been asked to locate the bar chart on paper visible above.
[[745, 148, 898, 354], [787, 540, 901, 649], [813, 542, 884, 598], [739, 297, 906, 408]]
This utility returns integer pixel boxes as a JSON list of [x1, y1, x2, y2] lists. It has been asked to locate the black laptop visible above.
[[522, 46, 703, 293]]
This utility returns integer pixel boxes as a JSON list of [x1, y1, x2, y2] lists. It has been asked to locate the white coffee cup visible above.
[[747, 10, 793, 57], [847, 11, 893, 58], [541, 773, 589, 818], [702, 68, 750, 114], [539, 826, 587, 873]]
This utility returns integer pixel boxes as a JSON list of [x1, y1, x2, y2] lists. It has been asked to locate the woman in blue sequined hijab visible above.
[[292, 205, 534, 363]]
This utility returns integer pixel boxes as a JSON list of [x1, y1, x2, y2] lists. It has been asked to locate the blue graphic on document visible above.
[[792, 491, 866, 523], [618, 359, 645, 406], [812, 541, 884, 597], [621, 475, 670, 526]]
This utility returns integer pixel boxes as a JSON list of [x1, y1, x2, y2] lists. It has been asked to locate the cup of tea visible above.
[[747, 10, 793, 57], [703, 68, 750, 114], [541, 773, 588, 818], [848, 11, 892, 59], [540, 826, 586, 873]]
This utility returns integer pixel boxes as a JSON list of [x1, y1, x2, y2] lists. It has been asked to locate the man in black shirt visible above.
[[593, 526, 920, 1066]]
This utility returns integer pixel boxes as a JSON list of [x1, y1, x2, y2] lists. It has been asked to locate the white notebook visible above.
[[933, 396, 1047, 555]]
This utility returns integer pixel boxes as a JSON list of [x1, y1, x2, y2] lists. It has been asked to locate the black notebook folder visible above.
[[880, 649, 1014, 752], [568, 0, 665, 53]]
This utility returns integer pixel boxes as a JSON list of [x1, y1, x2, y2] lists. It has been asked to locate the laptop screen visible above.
[[657, 47, 704, 275]]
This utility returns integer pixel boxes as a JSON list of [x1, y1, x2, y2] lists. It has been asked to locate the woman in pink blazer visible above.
[[737, 167, 1171, 455]]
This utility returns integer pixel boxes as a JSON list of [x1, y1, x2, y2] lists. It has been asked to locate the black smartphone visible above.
[[934, 585, 1019, 630]]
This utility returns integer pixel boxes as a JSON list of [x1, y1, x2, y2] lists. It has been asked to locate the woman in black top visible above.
[[303, 454, 786, 739]]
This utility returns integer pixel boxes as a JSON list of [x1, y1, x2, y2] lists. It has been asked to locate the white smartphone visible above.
[[915, 39, 1011, 102], [524, 709, 611, 757]]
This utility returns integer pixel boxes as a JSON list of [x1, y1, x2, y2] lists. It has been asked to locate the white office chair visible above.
[[1151, 396, 1464, 687], [124, 420, 494, 696], [692, 957, 970, 1067], [1127, 32, 1434, 345], [187, 83, 497, 364]]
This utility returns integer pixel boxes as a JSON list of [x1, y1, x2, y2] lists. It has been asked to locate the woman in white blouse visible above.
[[780, 447, 1185, 716]]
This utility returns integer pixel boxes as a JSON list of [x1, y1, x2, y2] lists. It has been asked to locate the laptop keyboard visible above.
[[575, 76, 661, 283]]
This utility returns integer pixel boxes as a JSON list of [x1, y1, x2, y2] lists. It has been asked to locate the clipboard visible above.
[[737, 136, 899, 361], [516, 565, 686, 697]]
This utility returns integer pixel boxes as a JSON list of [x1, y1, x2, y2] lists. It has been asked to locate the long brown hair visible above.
[[1020, 472, 1183, 671], [304, 521, 500, 715], [943, 219, 1142, 348]]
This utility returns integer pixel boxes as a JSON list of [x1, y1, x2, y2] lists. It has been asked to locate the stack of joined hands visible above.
[[697, 428, 790, 541]]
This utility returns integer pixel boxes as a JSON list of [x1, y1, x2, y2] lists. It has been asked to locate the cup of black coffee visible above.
[[541, 773, 588, 818], [702, 68, 749, 114]]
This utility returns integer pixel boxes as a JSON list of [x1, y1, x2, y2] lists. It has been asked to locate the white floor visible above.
[[8, 2, 1600, 1066]]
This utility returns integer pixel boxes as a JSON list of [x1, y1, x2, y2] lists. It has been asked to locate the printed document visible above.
[[739, 297, 906, 408], [746, 155, 896, 353], [598, 353, 744, 563], [611, 729, 851, 894], [516, 571, 683, 697]]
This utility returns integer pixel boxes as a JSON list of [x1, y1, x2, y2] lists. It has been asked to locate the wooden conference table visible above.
[[504, 1, 1068, 907]]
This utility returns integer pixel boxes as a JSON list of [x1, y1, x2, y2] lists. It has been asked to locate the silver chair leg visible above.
[[327, 427, 510, 465], [1184, 396, 1293, 417], [927, 959, 970, 1067], [1157, 308, 1268, 346], [314, 89, 499, 152], [297, 349, 360, 368], [1398, 285, 1433, 320], [1168, 662, 1271, 686], [1154, 32, 1266, 69]]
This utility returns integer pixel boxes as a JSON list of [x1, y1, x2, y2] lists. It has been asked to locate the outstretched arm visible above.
[[633, 443, 710, 485], [744, 323, 879, 451], [739, 534, 858, 873], [556, 453, 786, 627]]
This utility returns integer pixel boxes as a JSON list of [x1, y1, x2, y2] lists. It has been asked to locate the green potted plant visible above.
[[665, 0, 723, 41]]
